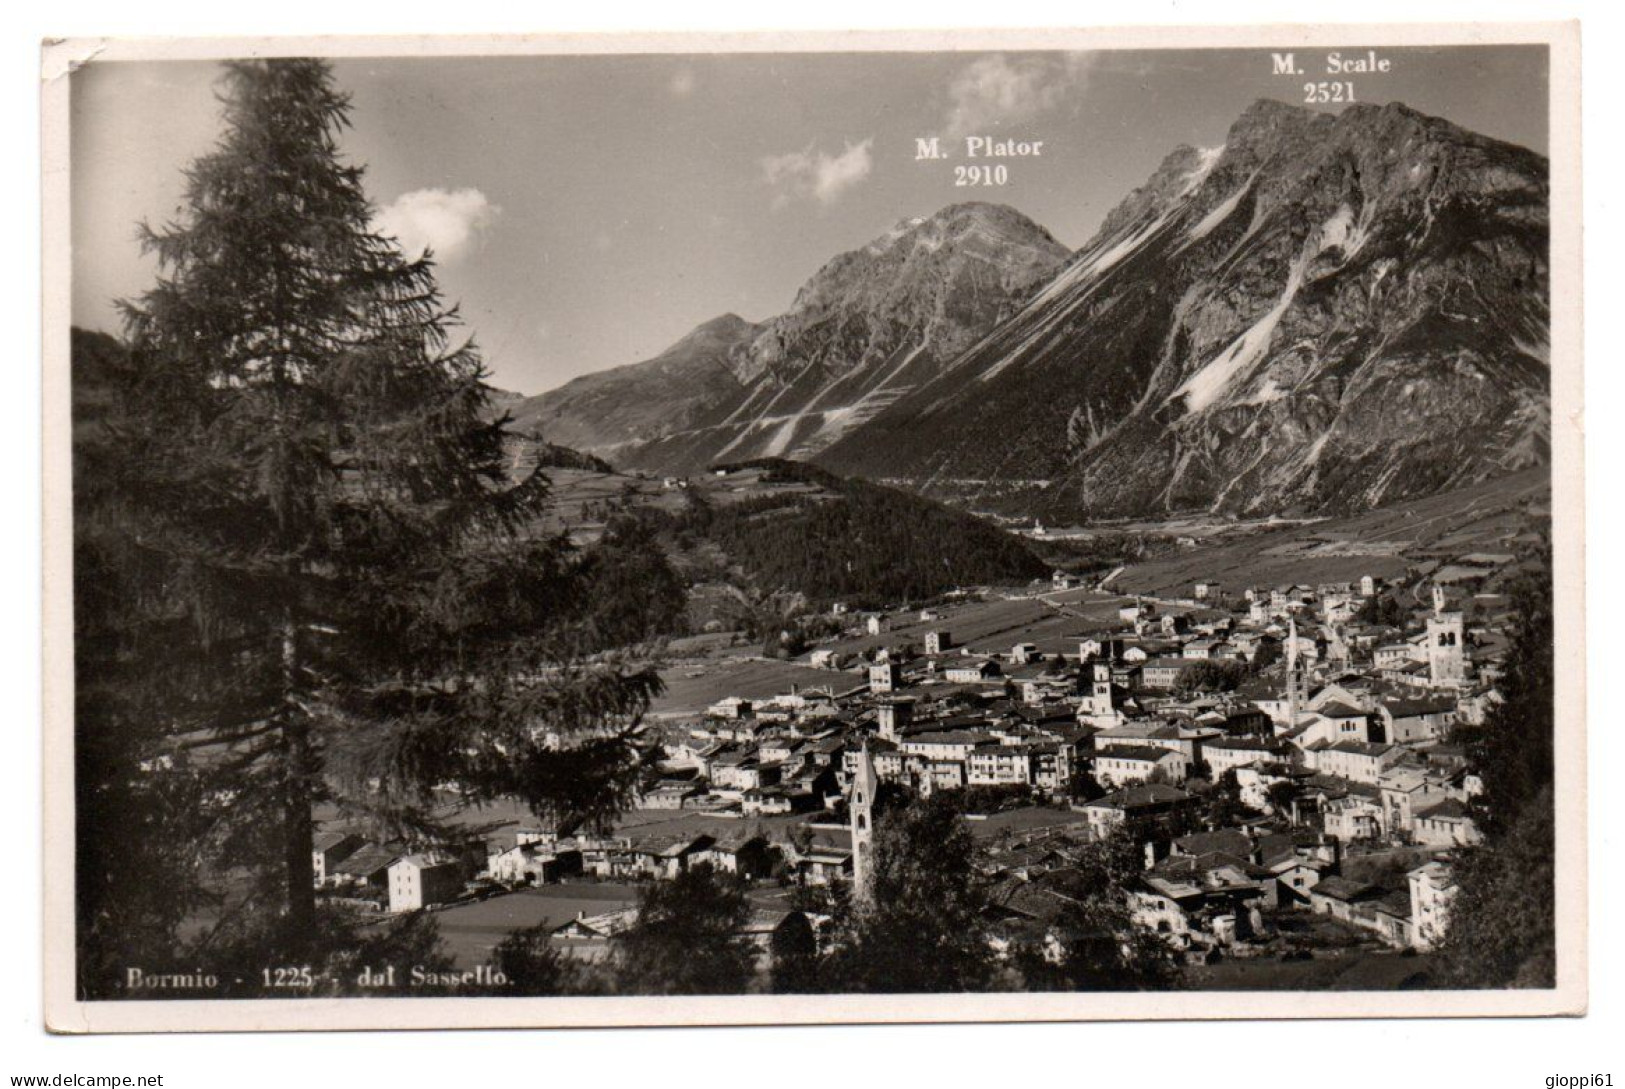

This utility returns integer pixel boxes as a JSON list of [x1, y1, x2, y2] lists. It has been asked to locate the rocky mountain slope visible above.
[[514, 202, 1070, 471], [819, 99, 1550, 519]]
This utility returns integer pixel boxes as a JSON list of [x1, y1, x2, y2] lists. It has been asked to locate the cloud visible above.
[[375, 187, 500, 263], [669, 68, 697, 97], [760, 139, 874, 207], [943, 52, 1097, 138]]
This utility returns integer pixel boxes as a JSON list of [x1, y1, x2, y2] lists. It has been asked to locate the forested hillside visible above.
[[667, 459, 1048, 609]]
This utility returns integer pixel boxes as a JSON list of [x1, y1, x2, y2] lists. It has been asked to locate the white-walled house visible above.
[[388, 854, 464, 913]]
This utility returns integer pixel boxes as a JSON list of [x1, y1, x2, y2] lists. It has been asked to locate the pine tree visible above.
[[1460, 541, 1554, 836], [1438, 543, 1556, 987], [86, 59, 659, 972], [610, 864, 757, 994]]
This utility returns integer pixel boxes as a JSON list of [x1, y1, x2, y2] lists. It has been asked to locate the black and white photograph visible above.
[[39, 23, 1584, 1033]]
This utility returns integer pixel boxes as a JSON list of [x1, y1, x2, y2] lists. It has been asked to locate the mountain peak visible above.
[[1221, 97, 1326, 159], [1237, 96, 1314, 122], [1097, 144, 1224, 239], [820, 95, 1549, 521], [577, 198, 1069, 468], [684, 312, 753, 338], [866, 201, 1056, 257]]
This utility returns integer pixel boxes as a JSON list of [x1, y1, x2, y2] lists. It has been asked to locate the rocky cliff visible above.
[[819, 99, 1549, 519]]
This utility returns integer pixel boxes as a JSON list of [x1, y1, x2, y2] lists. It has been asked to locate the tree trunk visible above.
[[282, 616, 317, 942], [284, 720, 317, 939]]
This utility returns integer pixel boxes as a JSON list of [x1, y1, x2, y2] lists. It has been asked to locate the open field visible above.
[[651, 657, 856, 716], [814, 590, 1129, 662], [964, 806, 1093, 841], [432, 883, 643, 967], [1110, 470, 1548, 598]]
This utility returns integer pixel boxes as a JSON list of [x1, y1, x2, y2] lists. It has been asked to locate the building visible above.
[[696, 836, 777, 880], [1203, 737, 1291, 778], [1079, 661, 1128, 728], [1307, 875, 1383, 924], [1426, 586, 1467, 688], [552, 907, 639, 960], [1077, 783, 1199, 841], [798, 846, 854, 887], [1009, 642, 1040, 665], [967, 745, 1033, 787], [1379, 695, 1458, 744], [1093, 721, 1217, 764], [1312, 740, 1401, 785], [1141, 657, 1199, 690], [1028, 743, 1075, 792], [1093, 745, 1190, 788], [487, 844, 582, 886], [1079, 635, 1127, 661], [387, 853, 465, 913], [901, 729, 988, 763], [640, 781, 704, 809], [1132, 853, 1269, 948], [868, 661, 903, 693], [1408, 860, 1458, 951], [328, 843, 396, 894], [924, 630, 953, 655], [944, 658, 1002, 684], [874, 697, 916, 742], [1378, 767, 1463, 835], [311, 831, 364, 886], [1412, 799, 1483, 847], [1322, 794, 1386, 842], [850, 744, 877, 904]]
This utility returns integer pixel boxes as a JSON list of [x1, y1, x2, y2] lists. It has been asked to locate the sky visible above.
[[71, 44, 1548, 396]]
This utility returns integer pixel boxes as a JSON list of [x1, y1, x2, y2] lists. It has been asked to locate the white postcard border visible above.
[[40, 19, 1586, 1033]]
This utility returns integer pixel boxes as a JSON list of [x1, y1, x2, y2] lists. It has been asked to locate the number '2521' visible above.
[[1304, 81, 1355, 104]]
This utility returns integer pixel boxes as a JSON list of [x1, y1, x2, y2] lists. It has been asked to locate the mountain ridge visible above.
[[819, 97, 1549, 519], [512, 201, 1070, 467], [510, 98, 1549, 524]]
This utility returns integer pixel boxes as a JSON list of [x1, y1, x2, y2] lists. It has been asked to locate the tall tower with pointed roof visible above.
[[1283, 617, 1304, 735], [850, 742, 877, 905]]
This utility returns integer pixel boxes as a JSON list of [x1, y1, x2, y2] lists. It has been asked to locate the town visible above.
[[307, 554, 1527, 986]]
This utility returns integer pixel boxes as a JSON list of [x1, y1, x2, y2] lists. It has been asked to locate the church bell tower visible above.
[[1426, 585, 1466, 688], [850, 742, 877, 905]]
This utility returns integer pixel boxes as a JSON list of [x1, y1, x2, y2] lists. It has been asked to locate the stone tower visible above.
[[1427, 585, 1466, 688], [1091, 662, 1113, 716], [850, 742, 877, 905], [1282, 617, 1304, 735], [1080, 661, 1123, 728], [875, 698, 914, 742]]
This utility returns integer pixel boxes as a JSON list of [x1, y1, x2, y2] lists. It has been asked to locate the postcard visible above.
[[41, 22, 1584, 1032]]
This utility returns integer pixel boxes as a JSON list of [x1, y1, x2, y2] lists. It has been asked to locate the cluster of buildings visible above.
[[310, 567, 1521, 972]]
